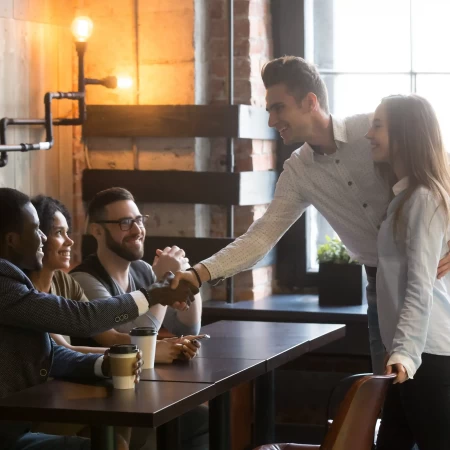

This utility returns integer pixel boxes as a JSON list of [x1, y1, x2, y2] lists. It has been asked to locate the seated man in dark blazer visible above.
[[0, 188, 198, 450]]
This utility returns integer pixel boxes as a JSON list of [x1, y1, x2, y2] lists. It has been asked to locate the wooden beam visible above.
[[82, 169, 277, 206], [84, 105, 277, 140], [81, 235, 275, 270]]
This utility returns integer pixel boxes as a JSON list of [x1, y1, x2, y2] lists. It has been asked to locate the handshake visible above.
[[145, 271, 199, 310]]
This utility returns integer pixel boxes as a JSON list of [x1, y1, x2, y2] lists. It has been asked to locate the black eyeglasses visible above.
[[96, 215, 149, 231]]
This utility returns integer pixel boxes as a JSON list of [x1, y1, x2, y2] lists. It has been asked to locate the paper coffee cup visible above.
[[130, 327, 157, 369], [109, 344, 138, 389]]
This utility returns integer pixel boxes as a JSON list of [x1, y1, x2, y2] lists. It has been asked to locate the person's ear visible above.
[[5, 231, 21, 250], [89, 223, 103, 238], [305, 92, 318, 112]]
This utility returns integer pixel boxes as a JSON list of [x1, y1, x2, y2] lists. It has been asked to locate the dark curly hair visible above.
[[31, 195, 72, 238]]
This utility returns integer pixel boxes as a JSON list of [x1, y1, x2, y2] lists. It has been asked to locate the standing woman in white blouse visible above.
[[366, 94, 450, 450]]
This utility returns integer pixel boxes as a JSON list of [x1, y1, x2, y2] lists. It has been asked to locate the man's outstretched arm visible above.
[[172, 159, 310, 289]]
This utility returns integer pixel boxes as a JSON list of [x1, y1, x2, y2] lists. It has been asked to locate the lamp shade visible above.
[[71, 16, 94, 42]]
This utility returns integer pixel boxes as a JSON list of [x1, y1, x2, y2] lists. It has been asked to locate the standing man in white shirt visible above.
[[172, 56, 450, 375]]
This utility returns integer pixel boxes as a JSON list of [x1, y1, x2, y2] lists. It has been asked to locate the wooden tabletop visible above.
[[202, 295, 368, 324], [141, 322, 344, 385], [198, 322, 345, 371], [0, 379, 215, 428], [0, 320, 346, 430], [201, 320, 346, 340], [141, 357, 266, 394]]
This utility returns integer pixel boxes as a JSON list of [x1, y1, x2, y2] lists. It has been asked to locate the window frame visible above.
[[272, 0, 319, 289], [273, 0, 450, 289]]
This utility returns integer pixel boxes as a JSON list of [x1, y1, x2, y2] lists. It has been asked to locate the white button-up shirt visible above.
[[202, 113, 391, 279], [377, 178, 450, 378]]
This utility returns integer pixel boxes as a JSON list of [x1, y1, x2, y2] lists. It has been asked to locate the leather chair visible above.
[[253, 373, 396, 450]]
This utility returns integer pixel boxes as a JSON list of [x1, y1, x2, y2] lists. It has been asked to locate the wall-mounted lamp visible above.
[[71, 16, 94, 42], [0, 15, 131, 168]]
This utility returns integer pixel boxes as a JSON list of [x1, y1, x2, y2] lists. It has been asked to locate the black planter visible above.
[[318, 263, 363, 306]]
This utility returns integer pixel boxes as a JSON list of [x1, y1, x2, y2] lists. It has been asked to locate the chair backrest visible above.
[[321, 374, 396, 450], [326, 373, 372, 424]]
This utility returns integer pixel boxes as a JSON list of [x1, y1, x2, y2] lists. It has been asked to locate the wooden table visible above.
[[203, 295, 370, 356], [202, 299, 368, 323], [141, 357, 266, 393], [144, 321, 346, 448], [0, 379, 215, 449], [0, 321, 345, 450]]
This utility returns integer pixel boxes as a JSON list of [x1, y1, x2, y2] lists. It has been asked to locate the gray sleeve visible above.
[[70, 272, 111, 301], [72, 271, 162, 332], [162, 308, 201, 336]]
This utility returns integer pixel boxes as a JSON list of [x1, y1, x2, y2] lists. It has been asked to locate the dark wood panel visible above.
[[201, 296, 369, 356], [84, 105, 277, 140], [81, 235, 276, 269], [0, 380, 215, 428], [82, 169, 277, 206], [202, 295, 368, 324], [141, 358, 265, 395]]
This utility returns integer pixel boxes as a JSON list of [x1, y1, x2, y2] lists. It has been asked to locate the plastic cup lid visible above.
[[129, 326, 157, 336], [109, 344, 138, 354]]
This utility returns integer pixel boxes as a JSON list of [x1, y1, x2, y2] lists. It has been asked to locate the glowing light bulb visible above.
[[117, 77, 133, 89], [71, 16, 94, 42]]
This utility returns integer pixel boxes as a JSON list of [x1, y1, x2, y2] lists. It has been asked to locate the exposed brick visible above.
[[209, 1, 224, 19], [234, 57, 251, 79], [251, 152, 275, 171], [210, 18, 227, 38], [234, 79, 252, 104], [209, 269, 274, 301], [72, 0, 275, 299], [235, 38, 250, 57], [210, 39, 227, 58], [234, 17, 250, 39], [210, 58, 228, 79], [234, 1, 250, 18], [235, 158, 252, 172], [251, 139, 264, 154]]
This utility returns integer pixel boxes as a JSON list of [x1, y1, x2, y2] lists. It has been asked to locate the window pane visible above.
[[306, 207, 338, 272], [416, 75, 450, 149], [412, 0, 450, 72], [323, 74, 411, 117], [306, 74, 410, 272], [311, 0, 410, 72]]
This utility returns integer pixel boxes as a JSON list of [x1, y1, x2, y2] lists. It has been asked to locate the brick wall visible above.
[[72, 0, 275, 301], [208, 0, 275, 301]]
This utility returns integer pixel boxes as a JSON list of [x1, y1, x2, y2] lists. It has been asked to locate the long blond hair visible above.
[[382, 94, 450, 235]]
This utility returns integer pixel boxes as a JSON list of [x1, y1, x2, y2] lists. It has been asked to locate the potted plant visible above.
[[317, 236, 363, 306]]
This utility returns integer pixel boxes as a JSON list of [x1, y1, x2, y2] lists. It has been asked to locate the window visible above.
[[304, 0, 450, 272]]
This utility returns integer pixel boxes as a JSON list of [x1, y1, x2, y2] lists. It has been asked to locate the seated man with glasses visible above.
[[70, 187, 207, 450], [71, 186, 203, 355]]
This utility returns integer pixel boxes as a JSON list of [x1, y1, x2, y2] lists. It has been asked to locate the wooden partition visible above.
[[0, 1, 74, 211]]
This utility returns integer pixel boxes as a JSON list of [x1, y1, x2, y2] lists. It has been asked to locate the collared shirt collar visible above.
[[299, 115, 347, 165], [331, 115, 348, 145], [392, 177, 409, 196]]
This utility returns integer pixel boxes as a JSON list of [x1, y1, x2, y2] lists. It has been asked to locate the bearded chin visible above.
[[104, 230, 144, 261]]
